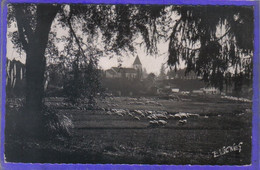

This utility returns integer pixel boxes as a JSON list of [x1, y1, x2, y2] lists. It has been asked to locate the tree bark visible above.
[[24, 4, 60, 114]]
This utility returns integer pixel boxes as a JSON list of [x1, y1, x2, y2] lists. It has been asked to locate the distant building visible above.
[[133, 56, 142, 72], [171, 88, 180, 93], [201, 87, 220, 94], [192, 90, 204, 94], [164, 69, 224, 95], [159, 69, 205, 92], [105, 56, 143, 79], [167, 69, 199, 80], [105, 67, 138, 79]]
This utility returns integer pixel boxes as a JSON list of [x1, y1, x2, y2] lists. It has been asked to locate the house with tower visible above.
[[105, 56, 143, 79], [133, 56, 142, 72]]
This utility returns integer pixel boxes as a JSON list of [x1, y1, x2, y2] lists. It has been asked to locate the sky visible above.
[[98, 42, 176, 75], [6, 5, 185, 75], [6, 32, 178, 75]]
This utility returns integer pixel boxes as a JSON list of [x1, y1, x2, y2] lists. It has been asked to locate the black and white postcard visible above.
[[1, 1, 259, 169]]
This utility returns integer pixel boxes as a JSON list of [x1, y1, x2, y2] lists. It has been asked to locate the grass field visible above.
[[5, 94, 252, 165]]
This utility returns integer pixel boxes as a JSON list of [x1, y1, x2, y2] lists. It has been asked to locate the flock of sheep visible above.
[[102, 107, 200, 127], [98, 96, 206, 127], [103, 97, 163, 107], [221, 96, 252, 102]]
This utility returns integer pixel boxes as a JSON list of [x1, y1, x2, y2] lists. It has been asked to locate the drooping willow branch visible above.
[[169, 19, 233, 53], [67, 10, 87, 61]]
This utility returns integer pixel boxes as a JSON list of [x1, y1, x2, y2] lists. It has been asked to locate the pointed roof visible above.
[[133, 56, 142, 65]]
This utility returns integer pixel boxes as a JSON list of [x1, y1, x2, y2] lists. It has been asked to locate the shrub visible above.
[[43, 106, 74, 138], [5, 104, 74, 140]]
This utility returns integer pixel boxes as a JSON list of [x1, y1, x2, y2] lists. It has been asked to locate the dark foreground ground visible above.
[[5, 94, 252, 165]]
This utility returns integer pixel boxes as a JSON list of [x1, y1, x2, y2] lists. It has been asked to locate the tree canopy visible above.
[[167, 6, 253, 91], [7, 4, 254, 111]]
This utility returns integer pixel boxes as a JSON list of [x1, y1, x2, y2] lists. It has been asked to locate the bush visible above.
[[43, 106, 74, 138], [5, 104, 74, 140]]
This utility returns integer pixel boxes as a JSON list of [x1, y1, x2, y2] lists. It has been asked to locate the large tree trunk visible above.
[[25, 43, 46, 113], [24, 5, 60, 114]]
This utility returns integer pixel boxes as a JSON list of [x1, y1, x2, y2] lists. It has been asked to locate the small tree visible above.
[[158, 64, 166, 80], [82, 58, 101, 108], [64, 56, 101, 109]]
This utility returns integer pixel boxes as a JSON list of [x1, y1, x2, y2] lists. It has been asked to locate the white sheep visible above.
[[149, 120, 159, 126], [134, 116, 140, 120], [158, 120, 167, 125], [172, 112, 188, 119], [134, 110, 143, 114], [178, 112, 188, 118], [117, 112, 123, 116], [155, 113, 168, 119], [151, 114, 158, 119], [134, 110, 145, 117], [106, 111, 112, 115], [178, 119, 187, 124], [147, 115, 153, 119], [187, 113, 199, 118], [168, 114, 174, 118], [115, 109, 126, 115], [146, 110, 153, 115]]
